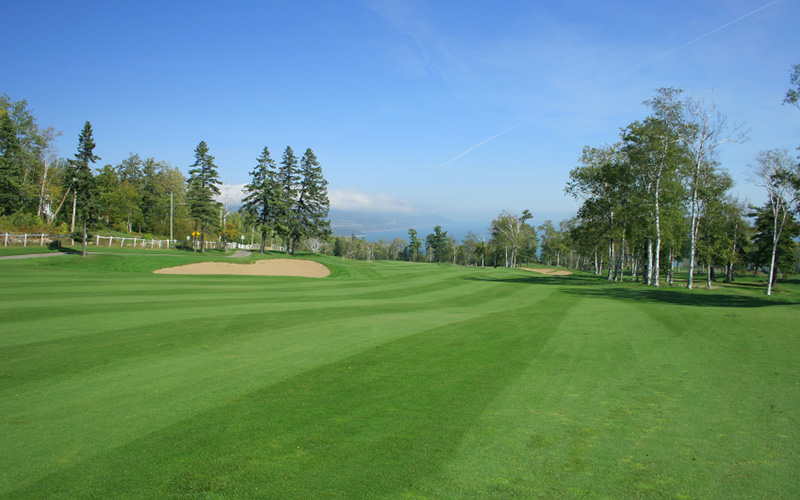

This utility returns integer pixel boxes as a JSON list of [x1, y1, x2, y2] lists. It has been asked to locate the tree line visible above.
[[2, 65, 798, 294], [0, 94, 331, 255], [313, 69, 800, 296]]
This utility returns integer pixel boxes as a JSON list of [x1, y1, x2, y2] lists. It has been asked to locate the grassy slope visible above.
[[1, 254, 798, 499]]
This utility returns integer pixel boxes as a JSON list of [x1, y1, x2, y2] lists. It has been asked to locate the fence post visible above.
[[3, 233, 7, 247], [40, 234, 44, 246], [96, 234, 100, 246], [23, 234, 27, 246]]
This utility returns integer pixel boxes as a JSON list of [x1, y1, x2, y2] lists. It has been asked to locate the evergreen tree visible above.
[[70, 121, 100, 257], [406, 228, 421, 261], [427, 225, 449, 264], [186, 141, 221, 252], [749, 204, 800, 282], [243, 147, 285, 253], [290, 148, 330, 253], [278, 146, 300, 253]]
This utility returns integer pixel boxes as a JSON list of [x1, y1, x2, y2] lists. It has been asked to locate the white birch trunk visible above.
[[687, 180, 699, 289], [653, 174, 662, 287], [71, 192, 77, 234]]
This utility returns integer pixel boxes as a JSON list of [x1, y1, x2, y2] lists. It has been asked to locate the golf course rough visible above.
[[1, 252, 798, 499]]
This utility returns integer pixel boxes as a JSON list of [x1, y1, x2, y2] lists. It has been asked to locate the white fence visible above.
[[3, 233, 284, 252], [3, 233, 75, 247]]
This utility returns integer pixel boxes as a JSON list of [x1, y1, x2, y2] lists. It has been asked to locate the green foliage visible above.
[[426, 225, 449, 264], [749, 204, 800, 278], [291, 148, 330, 251], [0, 111, 23, 214], [186, 141, 221, 250], [69, 122, 100, 256], [405, 228, 422, 261], [783, 64, 800, 108], [491, 210, 536, 268], [0, 95, 60, 216], [243, 147, 283, 253]]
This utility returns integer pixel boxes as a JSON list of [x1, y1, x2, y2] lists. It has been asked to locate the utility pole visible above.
[[169, 192, 174, 248]]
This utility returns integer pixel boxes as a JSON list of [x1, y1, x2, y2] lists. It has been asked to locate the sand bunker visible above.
[[154, 259, 330, 278], [521, 267, 573, 276]]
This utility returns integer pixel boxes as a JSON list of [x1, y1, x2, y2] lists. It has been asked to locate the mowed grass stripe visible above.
[[409, 289, 800, 499], [1, 261, 555, 494], [5, 291, 576, 499], [2, 255, 798, 498]]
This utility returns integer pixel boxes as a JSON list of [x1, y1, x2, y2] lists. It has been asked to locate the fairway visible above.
[[1, 252, 799, 499]]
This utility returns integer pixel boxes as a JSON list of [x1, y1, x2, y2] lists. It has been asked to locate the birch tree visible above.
[[624, 88, 688, 286], [491, 210, 533, 268], [750, 149, 799, 295], [566, 144, 629, 280], [680, 94, 747, 289]]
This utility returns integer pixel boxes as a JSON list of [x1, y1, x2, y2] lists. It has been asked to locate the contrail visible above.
[[435, 0, 780, 170], [627, 0, 782, 74], [434, 115, 540, 170]]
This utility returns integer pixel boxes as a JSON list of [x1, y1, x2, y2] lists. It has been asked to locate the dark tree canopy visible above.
[[186, 141, 221, 251]]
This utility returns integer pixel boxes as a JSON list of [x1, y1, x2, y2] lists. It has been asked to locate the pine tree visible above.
[[243, 147, 285, 253], [291, 148, 330, 253], [278, 146, 300, 253], [70, 121, 100, 257], [186, 141, 221, 252]]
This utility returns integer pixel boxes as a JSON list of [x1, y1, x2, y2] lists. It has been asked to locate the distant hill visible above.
[[329, 210, 456, 237]]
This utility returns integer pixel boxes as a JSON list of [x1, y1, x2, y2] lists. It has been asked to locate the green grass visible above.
[[1, 254, 798, 499]]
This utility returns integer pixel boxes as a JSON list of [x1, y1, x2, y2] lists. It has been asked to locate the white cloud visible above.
[[215, 185, 414, 214], [329, 189, 413, 213], [215, 183, 248, 209]]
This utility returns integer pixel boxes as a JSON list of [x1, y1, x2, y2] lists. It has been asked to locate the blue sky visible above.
[[2, 0, 798, 227]]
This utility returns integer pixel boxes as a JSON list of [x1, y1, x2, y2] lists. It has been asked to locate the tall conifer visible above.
[[186, 141, 221, 252]]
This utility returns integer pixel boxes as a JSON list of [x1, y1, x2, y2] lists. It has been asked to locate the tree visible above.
[[624, 87, 688, 286], [680, 93, 747, 289], [186, 141, 221, 252], [406, 228, 421, 262], [278, 146, 300, 253], [243, 147, 284, 253], [0, 94, 60, 216], [388, 237, 405, 261], [291, 148, 330, 253], [490, 210, 534, 268], [694, 169, 734, 288], [427, 225, 449, 264], [750, 205, 800, 284], [566, 144, 630, 280], [750, 149, 799, 295], [70, 122, 100, 257], [0, 110, 23, 215], [538, 220, 561, 267], [719, 197, 749, 283], [784, 64, 800, 109]]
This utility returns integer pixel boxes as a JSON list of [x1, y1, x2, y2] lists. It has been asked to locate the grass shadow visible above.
[[470, 271, 799, 308]]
